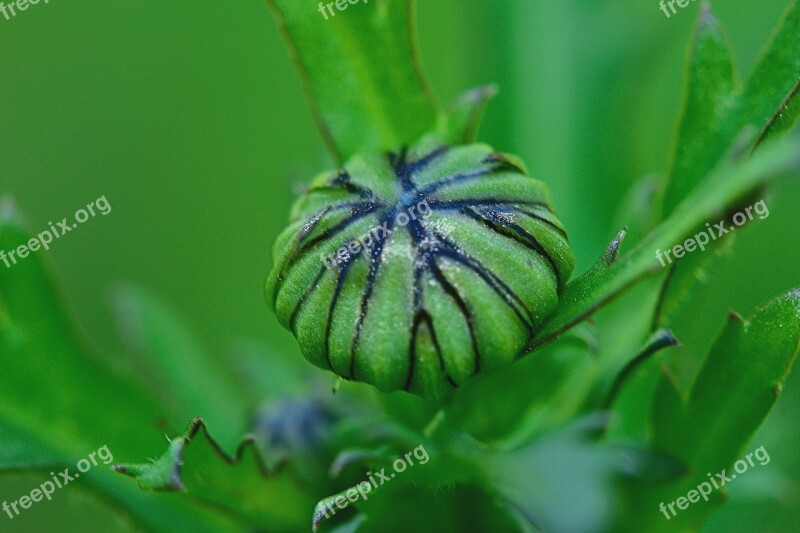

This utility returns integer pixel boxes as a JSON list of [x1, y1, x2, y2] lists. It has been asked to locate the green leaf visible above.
[[739, 0, 800, 145], [114, 418, 318, 530], [0, 419, 61, 470], [612, 173, 661, 247], [656, 2, 799, 331], [0, 200, 252, 531], [651, 231, 733, 328], [265, 0, 439, 163], [663, 3, 738, 213], [437, 85, 498, 144], [446, 335, 601, 446], [652, 287, 800, 473], [662, 1, 800, 214], [486, 416, 672, 533], [0, 200, 163, 462], [112, 285, 250, 451], [527, 134, 800, 352], [628, 287, 800, 530]]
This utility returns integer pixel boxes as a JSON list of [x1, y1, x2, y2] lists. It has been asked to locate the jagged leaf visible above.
[[0, 200, 250, 531], [114, 418, 318, 530]]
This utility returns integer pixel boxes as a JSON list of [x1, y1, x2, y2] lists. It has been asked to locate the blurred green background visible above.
[[1, 0, 798, 530]]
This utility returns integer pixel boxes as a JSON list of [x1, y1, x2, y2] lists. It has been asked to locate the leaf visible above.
[[602, 329, 680, 411], [626, 287, 800, 530], [438, 85, 498, 144], [662, 1, 800, 214], [114, 418, 318, 530], [526, 134, 800, 352], [445, 337, 597, 445], [112, 285, 250, 451], [486, 415, 676, 533], [0, 199, 251, 531], [612, 173, 661, 247], [651, 228, 734, 328], [0, 418, 61, 470], [740, 0, 800, 145], [265, 0, 439, 163], [654, 3, 800, 332], [652, 287, 800, 473], [662, 3, 738, 213], [0, 199, 164, 462]]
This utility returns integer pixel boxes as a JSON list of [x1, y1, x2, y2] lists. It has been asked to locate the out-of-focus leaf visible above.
[[114, 418, 318, 530], [438, 85, 498, 144], [651, 232, 733, 328], [662, 4, 738, 213], [228, 339, 311, 405], [486, 415, 663, 533], [613, 174, 661, 247], [322, 484, 519, 533], [113, 285, 249, 451], [0, 200, 251, 531], [446, 337, 595, 445], [313, 421, 499, 533], [0, 419, 61, 470], [265, 0, 439, 163], [0, 200, 163, 461]]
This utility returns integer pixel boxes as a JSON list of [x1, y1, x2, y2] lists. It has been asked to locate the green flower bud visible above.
[[266, 135, 575, 399]]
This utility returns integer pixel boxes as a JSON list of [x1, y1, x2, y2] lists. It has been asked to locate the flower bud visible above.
[[267, 135, 575, 399]]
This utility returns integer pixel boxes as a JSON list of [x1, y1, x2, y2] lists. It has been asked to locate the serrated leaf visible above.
[[265, 0, 439, 163], [114, 418, 318, 530], [0, 201, 252, 531]]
